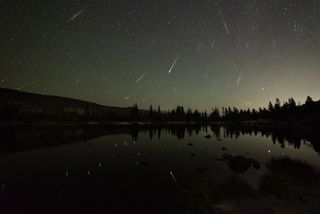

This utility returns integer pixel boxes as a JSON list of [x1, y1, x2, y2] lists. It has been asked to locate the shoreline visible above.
[[0, 119, 317, 132]]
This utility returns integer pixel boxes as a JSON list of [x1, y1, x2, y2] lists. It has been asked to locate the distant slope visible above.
[[0, 87, 146, 122]]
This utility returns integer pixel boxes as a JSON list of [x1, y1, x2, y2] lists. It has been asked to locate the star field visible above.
[[1, 0, 320, 110]]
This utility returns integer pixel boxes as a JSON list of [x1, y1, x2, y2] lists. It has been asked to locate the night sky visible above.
[[1, 0, 320, 111]]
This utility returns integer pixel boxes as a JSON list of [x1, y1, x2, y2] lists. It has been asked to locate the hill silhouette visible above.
[[1, 87, 319, 128], [0, 87, 146, 122]]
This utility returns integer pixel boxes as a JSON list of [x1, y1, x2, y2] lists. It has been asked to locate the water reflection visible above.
[[0, 124, 319, 213], [1, 124, 320, 155]]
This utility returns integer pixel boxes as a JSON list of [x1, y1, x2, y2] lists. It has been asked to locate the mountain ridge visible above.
[[0, 87, 145, 122]]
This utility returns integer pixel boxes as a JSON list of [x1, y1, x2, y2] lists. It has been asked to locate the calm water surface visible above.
[[0, 125, 319, 213]]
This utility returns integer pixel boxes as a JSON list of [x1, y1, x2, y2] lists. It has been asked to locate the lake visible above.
[[0, 125, 320, 213]]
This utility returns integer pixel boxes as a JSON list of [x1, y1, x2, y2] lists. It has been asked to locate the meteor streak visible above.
[[168, 57, 179, 74], [68, 9, 85, 22], [135, 73, 147, 83], [219, 10, 229, 35]]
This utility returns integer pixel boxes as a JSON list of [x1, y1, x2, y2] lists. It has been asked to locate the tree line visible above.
[[1, 96, 319, 123], [134, 96, 320, 123], [221, 96, 319, 122]]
